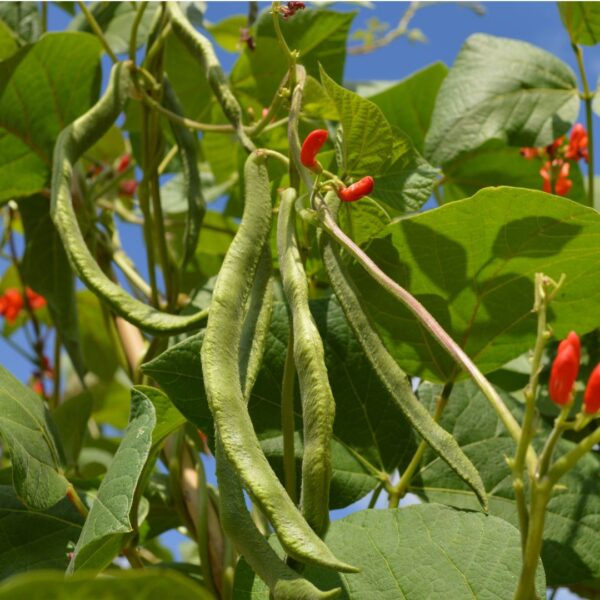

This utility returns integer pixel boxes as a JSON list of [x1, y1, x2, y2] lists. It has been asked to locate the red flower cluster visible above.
[[119, 179, 138, 196], [548, 331, 600, 415], [280, 1, 305, 19], [0, 288, 46, 323], [520, 124, 589, 196]]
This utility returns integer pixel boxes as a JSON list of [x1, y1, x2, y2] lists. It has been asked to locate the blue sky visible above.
[[1, 3, 594, 595]]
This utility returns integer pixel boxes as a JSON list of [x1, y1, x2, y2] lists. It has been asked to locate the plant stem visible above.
[[388, 382, 452, 508], [573, 43, 595, 206], [41, 1, 47, 34], [536, 404, 571, 479], [66, 484, 89, 518], [513, 482, 550, 600], [51, 332, 61, 410], [77, 1, 118, 63], [123, 546, 145, 569], [129, 1, 148, 62], [271, 2, 294, 64], [281, 334, 297, 503]]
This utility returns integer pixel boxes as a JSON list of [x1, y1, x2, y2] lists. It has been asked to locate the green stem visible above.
[[513, 482, 550, 600], [51, 332, 61, 410], [123, 546, 145, 569], [368, 482, 384, 509], [271, 2, 294, 64], [129, 1, 148, 62], [66, 484, 89, 518], [41, 1, 47, 34], [573, 43, 595, 206], [77, 1, 118, 63], [388, 383, 452, 508], [536, 404, 571, 479], [281, 335, 297, 503]]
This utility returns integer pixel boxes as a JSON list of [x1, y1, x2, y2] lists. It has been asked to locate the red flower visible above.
[[0, 288, 24, 323], [549, 334, 580, 406], [565, 123, 589, 162], [26, 287, 46, 310], [520, 147, 539, 159], [119, 180, 138, 196], [337, 176, 375, 203], [31, 377, 44, 395], [541, 160, 572, 196], [116, 154, 131, 173], [300, 129, 329, 170], [545, 136, 565, 158], [583, 364, 600, 415], [281, 1, 305, 19]]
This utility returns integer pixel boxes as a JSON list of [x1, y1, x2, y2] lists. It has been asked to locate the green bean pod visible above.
[[51, 62, 208, 334], [277, 189, 334, 538], [162, 77, 206, 268], [319, 193, 488, 510], [216, 252, 341, 599], [168, 2, 255, 153], [201, 152, 356, 573]]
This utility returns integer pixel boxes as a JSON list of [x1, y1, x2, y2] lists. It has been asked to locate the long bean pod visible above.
[[162, 77, 206, 267], [277, 188, 334, 538], [168, 2, 255, 153], [319, 193, 488, 510], [201, 151, 356, 573], [51, 62, 208, 334], [216, 252, 341, 599]]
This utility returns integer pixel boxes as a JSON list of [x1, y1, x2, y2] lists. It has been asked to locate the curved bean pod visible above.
[[50, 62, 208, 334], [162, 77, 206, 267], [201, 152, 356, 573], [216, 255, 341, 598], [277, 188, 334, 538], [319, 193, 488, 510], [168, 2, 255, 153]]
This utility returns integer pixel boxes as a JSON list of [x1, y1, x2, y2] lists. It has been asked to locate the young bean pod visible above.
[[318, 193, 487, 510], [168, 2, 255, 153], [50, 62, 208, 334], [201, 152, 356, 573], [277, 188, 334, 538], [162, 77, 206, 268]]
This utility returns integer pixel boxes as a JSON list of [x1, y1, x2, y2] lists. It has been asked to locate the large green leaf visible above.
[[0, 20, 17, 60], [230, 8, 354, 107], [0, 366, 68, 510], [144, 299, 418, 509], [52, 392, 93, 468], [368, 62, 448, 154], [67, 387, 156, 573], [348, 187, 600, 381], [414, 380, 600, 586], [19, 195, 85, 378], [0, 32, 101, 202], [235, 504, 545, 599], [425, 34, 579, 167], [0, 569, 213, 599], [0, 486, 83, 580], [442, 140, 588, 205], [320, 67, 438, 212], [559, 2, 600, 45]]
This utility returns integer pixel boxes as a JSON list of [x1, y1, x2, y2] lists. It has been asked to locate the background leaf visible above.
[[349, 187, 600, 381], [558, 2, 600, 45], [0, 366, 68, 510], [425, 34, 579, 166], [0, 32, 101, 202], [235, 504, 546, 599]]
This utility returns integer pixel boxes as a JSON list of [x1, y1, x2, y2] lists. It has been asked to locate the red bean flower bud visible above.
[[116, 154, 131, 173], [583, 364, 600, 415], [119, 179, 138, 196], [557, 331, 580, 364], [0, 288, 24, 323], [549, 334, 580, 406], [337, 176, 374, 203], [300, 129, 328, 169]]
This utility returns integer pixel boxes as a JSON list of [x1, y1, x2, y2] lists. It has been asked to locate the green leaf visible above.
[[235, 504, 545, 599], [68, 387, 157, 573], [0, 32, 101, 202], [413, 380, 600, 586], [230, 8, 354, 107], [207, 14, 247, 52], [19, 195, 86, 378], [368, 62, 448, 154], [0, 365, 68, 510], [0, 485, 83, 580], [442, 140, 589, 205], [349, 187, 600, 381], [0, 3, 40, 43], [144, 299, 418, 509], [52, 392, 93, 468], [558, 2, 600, 45], [0, 20, 17, 60], [425, 34, 579, 167], [338, 197, 391, 247], [68, 2, 161, 54], [320, 66, 438, 212], [0, 569, 213, 599]]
